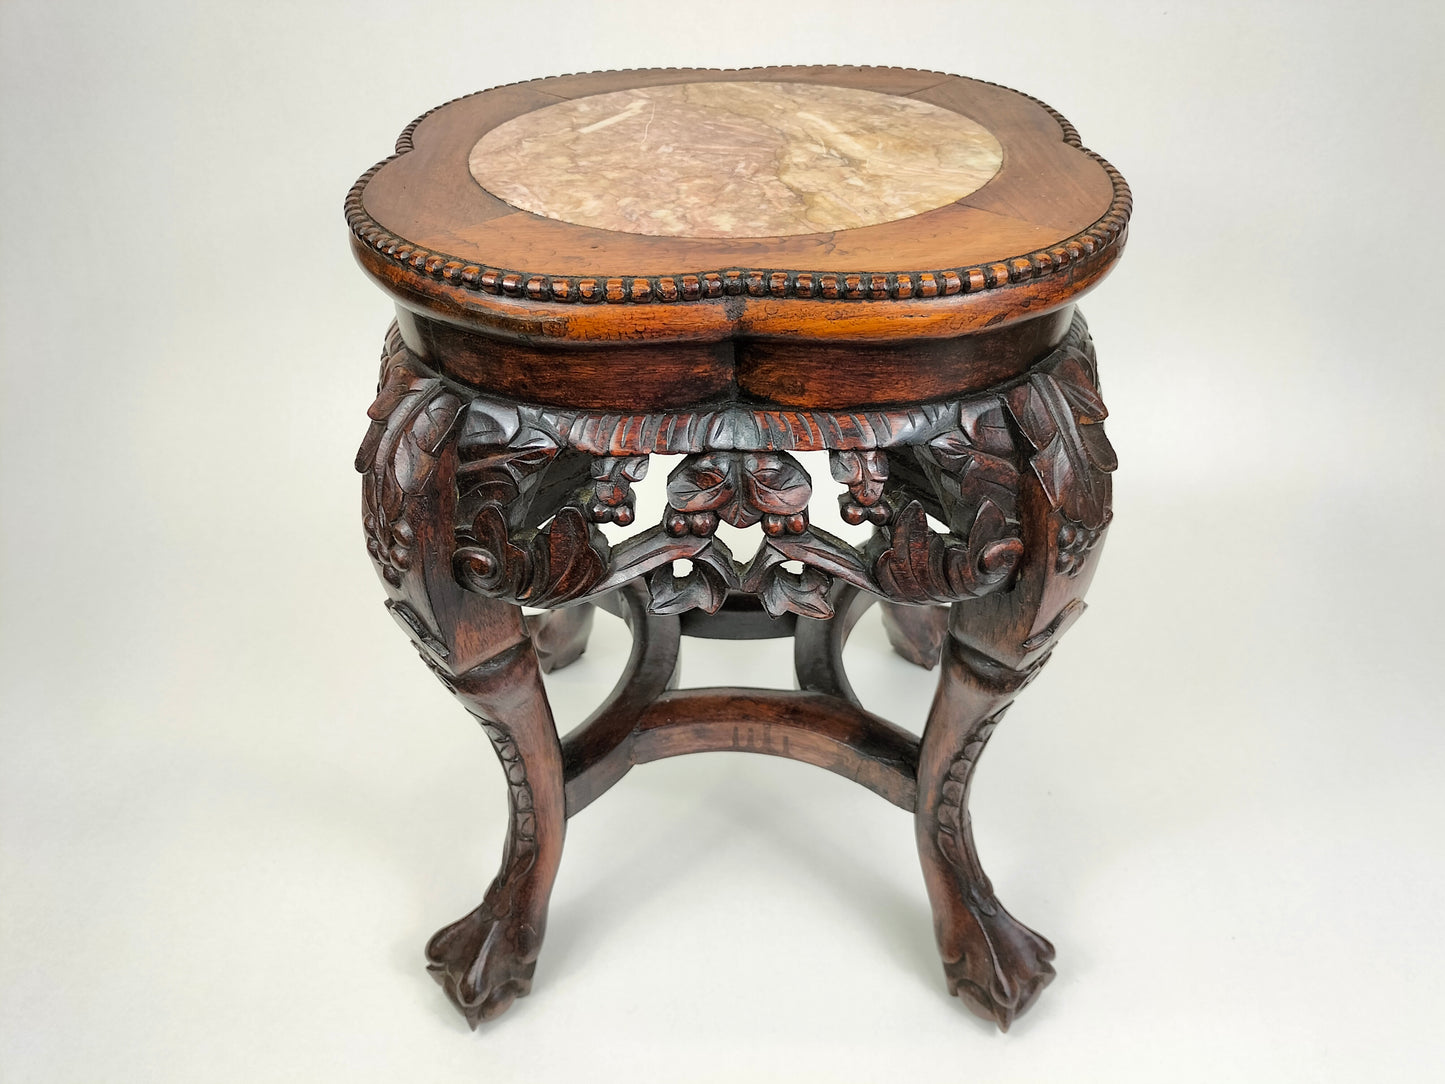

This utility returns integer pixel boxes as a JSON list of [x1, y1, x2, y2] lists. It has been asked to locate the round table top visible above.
[[347, 67, 1130, 342]]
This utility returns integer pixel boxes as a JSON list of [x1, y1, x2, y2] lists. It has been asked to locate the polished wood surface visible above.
[[347, 66, 1130, 343], [395, 301, 1078, 409], [348, 68, 1129, 1034], [363, 71, 1109, 273]]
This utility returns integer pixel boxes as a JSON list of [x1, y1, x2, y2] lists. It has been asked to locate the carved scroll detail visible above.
[[450, 398, 611, 608]]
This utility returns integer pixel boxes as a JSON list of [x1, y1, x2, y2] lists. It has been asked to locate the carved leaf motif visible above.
[[958, 397, 1017, 458], [530, 508, 608, 606], [918, 398, 1021, 533], [829, 449, 888, 505], [595, 527, 708, 594], [666, 452, 735, 514], [924, 431, 974, 477], [924, 433, 1019, 529], [356, 352, 464, 588], [766, 528, 873, 590], [874, 499, 1022, 604], [453, 396, 561, 524], [1005, 349, 1116, 530], [393, 392, 464, 494], [874, 500, 944, 603], [457, 422, 560, 511], [355, 372, 413, 473], [760, 566, 833, 619], [736, 544, 832, 619], [741, 453, 811, 518], [611, 456, 651, 483], [372, 381, 462, 522], [666, 451, 811, 528], [647, 541, 737, 615], [458, 397, 521, 450]]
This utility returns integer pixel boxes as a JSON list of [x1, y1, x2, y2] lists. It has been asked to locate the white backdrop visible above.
[[4, 2, 1444, 1080]]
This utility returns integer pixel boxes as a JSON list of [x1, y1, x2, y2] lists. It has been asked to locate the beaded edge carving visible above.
[[344, 68, 1132, 306]]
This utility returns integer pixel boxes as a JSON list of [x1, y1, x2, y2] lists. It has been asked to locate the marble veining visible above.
[[468, 82, 1004, 239]]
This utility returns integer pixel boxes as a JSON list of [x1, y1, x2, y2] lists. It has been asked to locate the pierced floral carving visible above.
[[357, 312, 1114, 619], [872, 499, 1023, 605], [647, 541, 737, 615], [740, 545, 833, 620]]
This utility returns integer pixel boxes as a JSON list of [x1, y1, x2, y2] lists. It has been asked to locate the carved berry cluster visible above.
[[356, 314, 1117, 620], [364, 514, 416, 585], [1055, 518, 1107, 576], [831, 449, 892, 526], [664, 508, 718, 537], [585, 456, 649, 526], [663, 451, 812, 537]]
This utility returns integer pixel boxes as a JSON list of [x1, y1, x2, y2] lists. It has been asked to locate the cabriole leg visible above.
[[422, 636, 565, 1026], [913, 466, 1110, 1029], [357, 329, 567, 1026], [915, 631, 1057, 1030], [913, 322, 1115, 1029]]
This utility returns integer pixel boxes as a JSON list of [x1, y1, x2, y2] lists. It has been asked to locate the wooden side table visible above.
[[346, 67, 1130, 1031]]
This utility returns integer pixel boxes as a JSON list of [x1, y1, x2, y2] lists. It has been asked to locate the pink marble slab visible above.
[[468, 81, 1004, 239]]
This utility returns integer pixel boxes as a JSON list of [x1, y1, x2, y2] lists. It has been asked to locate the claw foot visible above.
[[425, 902, 543, 1027], [941, 903, 1055, 1030]]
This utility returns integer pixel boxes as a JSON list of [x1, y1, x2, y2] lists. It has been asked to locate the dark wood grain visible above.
[[559, 582, 680, 816], [880, 601, 950, 669], [632, 688, 920, 811], [349, 66, 1127, 1032]]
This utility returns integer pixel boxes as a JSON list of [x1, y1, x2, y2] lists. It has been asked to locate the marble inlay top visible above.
[[467, 82, 1004, 239]]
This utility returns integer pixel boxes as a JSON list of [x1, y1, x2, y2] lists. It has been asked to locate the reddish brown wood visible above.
[[631, 689, 920, 811], [395, 297, 1079, 410], [349, 67, 1128, 1032], [349, 67, 1126, 344], [559, 583, 680, 816], [524, 603, 594, 673], [356, 409, 566, 1027], [880, 602, 950, 669]]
